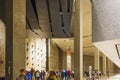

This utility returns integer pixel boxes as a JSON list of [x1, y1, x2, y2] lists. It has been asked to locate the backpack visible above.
[[26, 72, 32, 80]]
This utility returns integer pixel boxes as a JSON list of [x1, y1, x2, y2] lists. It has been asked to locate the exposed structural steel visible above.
[[26, 0, 73, 38]]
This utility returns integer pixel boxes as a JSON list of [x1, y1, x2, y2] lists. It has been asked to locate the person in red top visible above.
[[68, 70, 72, 79]]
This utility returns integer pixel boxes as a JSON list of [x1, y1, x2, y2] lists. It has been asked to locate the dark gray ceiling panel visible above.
[[26, 0, 73, 38], [26, 0, 39, 29], [92, 0, 120, 42]]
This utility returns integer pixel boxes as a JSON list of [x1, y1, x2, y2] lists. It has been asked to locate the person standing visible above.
[[47, 71, 57, 80], [26, 71, 32, 80], [34, 70, 41, 80], [16, 69, 27, 80], [42, 70, 46, 80], [30, 68, 35, 80], [61, 70, 65, 80], [65, 70, 68, 80], [67, 70, 71, 80]]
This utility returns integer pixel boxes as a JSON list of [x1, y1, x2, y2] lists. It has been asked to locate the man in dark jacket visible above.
[[16, 69, 27, 80]]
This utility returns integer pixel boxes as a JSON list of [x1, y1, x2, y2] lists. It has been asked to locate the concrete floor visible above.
[[45, 74, 120, 80]]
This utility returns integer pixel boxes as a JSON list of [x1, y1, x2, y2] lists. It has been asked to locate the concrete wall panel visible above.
[[92, 0, 120, 42]]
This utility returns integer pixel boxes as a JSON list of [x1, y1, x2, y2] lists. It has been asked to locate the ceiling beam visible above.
[[26, 17, 39, 36], [30, 0, 42, 31], [46, 0, 54, 37]]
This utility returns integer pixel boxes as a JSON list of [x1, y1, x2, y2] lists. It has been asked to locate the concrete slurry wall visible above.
[[25, 39, 65, 71], [0, 19, 5, 77], [58, 47, 65, 71], [49, 40, 67, 71], [49, 40, 60, 71], [83, 55, 94, 72]]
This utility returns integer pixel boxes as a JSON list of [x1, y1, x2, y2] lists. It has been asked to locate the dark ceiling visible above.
[[26, 0, 73, 38]]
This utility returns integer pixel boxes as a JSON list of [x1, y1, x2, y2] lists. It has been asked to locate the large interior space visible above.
[[0, 0, 120, 80]]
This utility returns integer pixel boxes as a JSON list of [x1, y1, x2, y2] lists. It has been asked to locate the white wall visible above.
[[0, 19, 5, 77], [25, 38, 47, 71]]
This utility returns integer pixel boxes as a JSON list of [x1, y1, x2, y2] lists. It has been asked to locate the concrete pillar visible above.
[[94, 48, 100, 71], [5, 0, 26, 80], [102, 54, 107, 75], [74, 0, 83, 79]]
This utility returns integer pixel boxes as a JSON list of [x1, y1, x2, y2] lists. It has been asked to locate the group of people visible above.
[[46, 70, 74, 80], [16, 68, 45, 80], [16, 68, 74, 80], [83, 70, 102, 79], [61, 70, 74, 80], [47, 71, 57, 80]]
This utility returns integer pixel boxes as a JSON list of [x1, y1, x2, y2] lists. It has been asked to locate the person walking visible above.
[[30, 68, 35, 80], [26, 71, 32, 80], [42, 70, 46, 80], [34, 70, 41, 80], [61, 70, 65, 80], [16, 69, 27, 80], [67, 70, 71, 80], [64, 70, 68, 80], [47, 71, 57, 80]]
